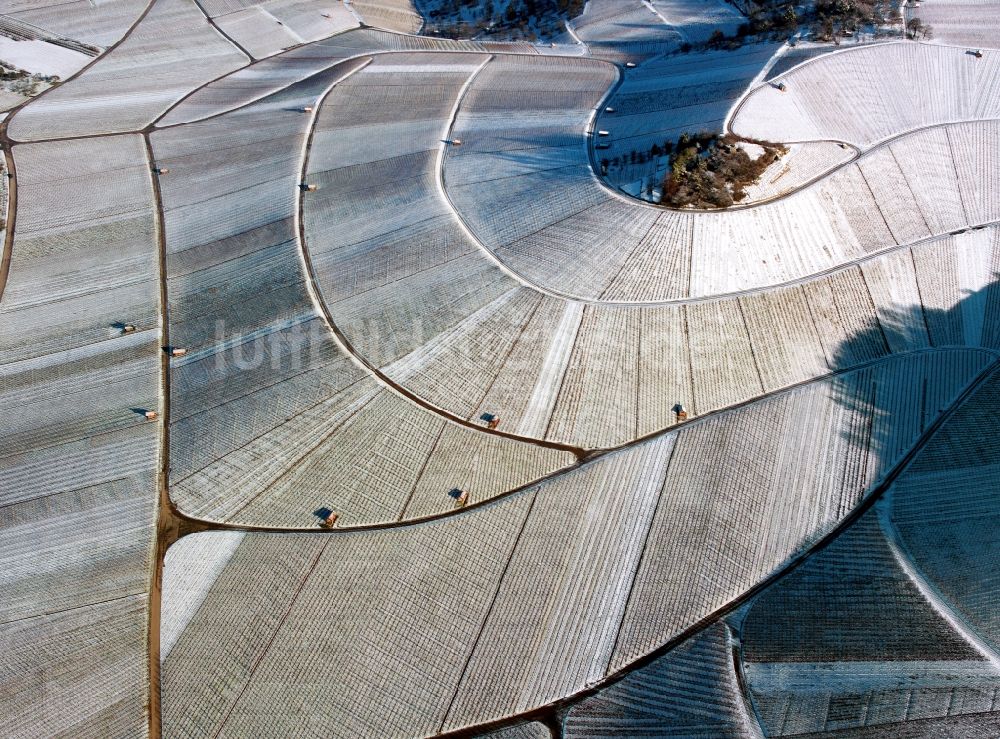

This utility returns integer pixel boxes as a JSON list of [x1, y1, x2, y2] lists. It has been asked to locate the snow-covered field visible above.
[[571, 0, 743, 61], [738, 140, 854, 201], [732, 41, 1000, 148], [905, 0, 1000, 47], [0, 0, 146, 47], [203, 0, 359, 58], [0, 37, 88, 77], [4, 1, 1000, 737], [595, 42, 781, 189]]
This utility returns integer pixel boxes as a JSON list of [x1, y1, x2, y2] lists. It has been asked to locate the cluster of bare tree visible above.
[[688, 0, 907, 51], [906, 16, 934, 39], [422, 0, 583, 40], [659, 133, 786, 208]]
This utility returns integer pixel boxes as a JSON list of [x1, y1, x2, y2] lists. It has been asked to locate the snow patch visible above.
[[0, 38, 88, 78]]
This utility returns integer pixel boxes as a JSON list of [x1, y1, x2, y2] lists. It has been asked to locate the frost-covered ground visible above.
[[5, 1, 1000, 737], [650, 0, 745, 43], [0, 37, 88, 78], [905, 0, 1000, 47], [595, 42, 781, 193], [594, 30, 916, 202], [0, 25, 92, 111]]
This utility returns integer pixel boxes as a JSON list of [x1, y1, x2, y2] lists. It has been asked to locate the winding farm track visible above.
[[2, 1, 1000, 737]]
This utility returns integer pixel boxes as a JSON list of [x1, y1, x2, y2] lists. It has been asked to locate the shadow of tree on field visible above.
[[827, 271, 1000, 491], [558, 267, 1000, 737], [732, 270, 1000, 737]]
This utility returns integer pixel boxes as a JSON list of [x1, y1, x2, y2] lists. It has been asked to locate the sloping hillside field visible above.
[[1, 0, 998, 736]]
